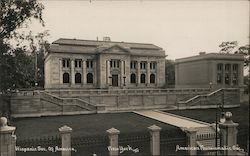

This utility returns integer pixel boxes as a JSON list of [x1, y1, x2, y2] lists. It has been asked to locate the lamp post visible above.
[[215, 100, 225, 155], [209, 82, 213, 90]]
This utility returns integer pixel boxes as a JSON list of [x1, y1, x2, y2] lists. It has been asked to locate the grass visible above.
[[12, 112, 182, 140]]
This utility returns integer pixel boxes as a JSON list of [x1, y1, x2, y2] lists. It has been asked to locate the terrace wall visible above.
[[10, 88, 239, 118]]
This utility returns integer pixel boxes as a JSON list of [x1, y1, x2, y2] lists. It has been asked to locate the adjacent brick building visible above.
[[175, 52, 244, 89], [44, 38, 166, 89]]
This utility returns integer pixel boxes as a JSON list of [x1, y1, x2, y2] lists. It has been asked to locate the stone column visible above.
[[219, 112, 239, 156], [222, 64, 225, 85], [120, 60, 124, 86], [106, 60, 110, 86], [230, 64, 233, 86], [147, 62, 150, 85], [238, 63, 244, 86], [59, 125, 72, 156], [59, 59, 63, 84], [0, 117, 16, 156], [123, 61, 126, 86], [211, 61, 217, 85], [148, 125, 161, 156], [183, 128, 197, 156], [70, 59, 75, 85], [82, 60, 86, 85], [156, 62, 160, 86], [93, 60, 97, 86], [137, 61, 140, 85], [106, 128, 120, 156]]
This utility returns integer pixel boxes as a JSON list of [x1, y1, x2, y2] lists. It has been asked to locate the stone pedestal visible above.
[[183, 127, 197, 156], [0, 117, 16, 156], [219, 112, 239, 156], [148, 125, 161, 156], [59, 125, 72, 156], [106, 127, 120, 156]]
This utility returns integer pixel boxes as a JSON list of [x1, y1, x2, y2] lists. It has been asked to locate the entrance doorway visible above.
[[112, 75, 118, 87]]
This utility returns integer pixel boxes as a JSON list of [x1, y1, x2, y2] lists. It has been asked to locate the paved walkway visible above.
[[134, 110, 209, 128]]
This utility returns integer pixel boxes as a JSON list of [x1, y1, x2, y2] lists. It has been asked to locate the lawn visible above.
[[12, 112, 182, 140]]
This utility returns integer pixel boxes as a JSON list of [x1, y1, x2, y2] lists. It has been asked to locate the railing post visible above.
[[106, 127, 120, 156], [0, 117, 16, 156], [219, 112, 239, 156], [148, 125, 161, 156], [183, 127, 197, 156], [59, 125, 72, 156]]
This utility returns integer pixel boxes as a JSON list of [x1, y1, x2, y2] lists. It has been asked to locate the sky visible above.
[[29, 0, 249, 60]]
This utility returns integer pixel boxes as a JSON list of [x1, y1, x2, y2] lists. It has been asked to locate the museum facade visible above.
[[44, 38, 166, 89], [175, 52, 244, 89]]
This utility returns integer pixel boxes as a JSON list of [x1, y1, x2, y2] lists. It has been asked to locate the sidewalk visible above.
[[134, 110, 209, 128]]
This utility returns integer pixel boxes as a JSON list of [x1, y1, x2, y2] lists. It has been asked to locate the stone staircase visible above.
[[177, 88, 239, 109], [40, 91, 97, 115]]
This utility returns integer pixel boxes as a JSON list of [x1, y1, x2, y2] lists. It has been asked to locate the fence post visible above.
[[183, 127, 197, 156], [106, 127, 120, 156], [59, 125, 72, 156], [219, 112, 239, 156], [0, 117, 16, 156], [148, 125, 161, 156]]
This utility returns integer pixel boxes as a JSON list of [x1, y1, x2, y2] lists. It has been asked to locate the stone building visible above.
[[44, 38, 166, 89], [175, 52, 244, 89]]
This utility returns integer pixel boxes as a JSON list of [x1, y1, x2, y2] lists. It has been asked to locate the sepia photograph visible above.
[[0, 0, 249, 156]]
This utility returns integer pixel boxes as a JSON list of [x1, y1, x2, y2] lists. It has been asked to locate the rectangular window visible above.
[[232, 73, 238, 85], [217, 73, 222, 84], [62, 59, 70, 68], [75, 59, 82, 68], [90, 61, 93, 68], [225, 64, 230, 71], [86, 60, 93, 68], [75, 60, 78, 68], [140, 62, 146, 69], [130, 61, 137, 69], [110, 60, 120, 69], [233, 64, 238, 71], [217, 64, 222, 71], [150, 62, 156, 69]]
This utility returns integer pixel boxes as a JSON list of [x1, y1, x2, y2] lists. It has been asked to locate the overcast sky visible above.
[[30, 0, 249, 60]]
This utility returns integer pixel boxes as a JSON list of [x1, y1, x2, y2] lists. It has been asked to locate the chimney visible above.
[[103, 36, 111, 42], [199, 52, 206, 55]]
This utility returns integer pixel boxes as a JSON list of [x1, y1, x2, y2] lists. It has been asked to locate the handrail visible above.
[[179, 88, 238, 104], [40, 91, 96, 111]]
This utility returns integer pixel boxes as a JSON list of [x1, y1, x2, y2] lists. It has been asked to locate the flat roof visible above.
[[175, 53, 244, 63]]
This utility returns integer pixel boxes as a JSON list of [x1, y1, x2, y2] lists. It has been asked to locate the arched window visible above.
[[63, 73, 70, 83], [75, 73, 82, 84], [87, 73, 93, 84], [141, 74, 146, 84], [150, 74, 155, 83], [130, 73, 136, 84]]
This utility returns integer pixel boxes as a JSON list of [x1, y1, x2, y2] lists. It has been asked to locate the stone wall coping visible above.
[[0, 117, 16, 133], [59, 125, 72, 133], [148, 125, 162, 131], [106, 127, 120, 135]]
